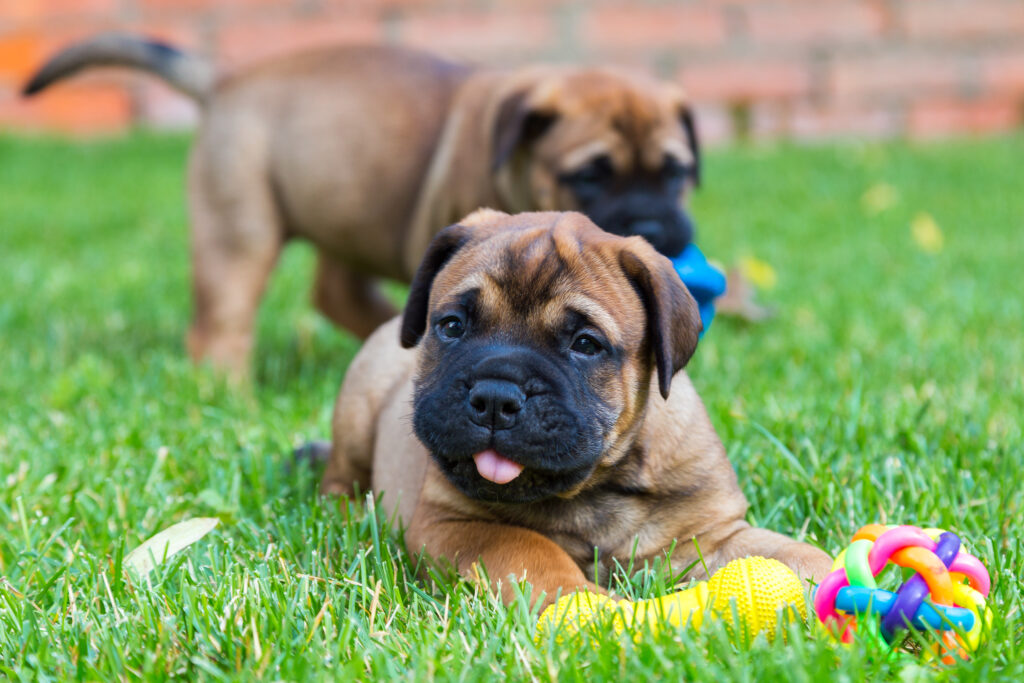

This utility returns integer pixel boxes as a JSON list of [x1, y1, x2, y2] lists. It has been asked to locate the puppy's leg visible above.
[[407, 509, 601, 608], [319, 321, 408, 497], [320, 440, 371, 499], [689, 521, 833, 586], [320, 384, 374, 497], [313, 254, 397, 339], [293, 440, 332, 468], [186, 156, 283, 380]]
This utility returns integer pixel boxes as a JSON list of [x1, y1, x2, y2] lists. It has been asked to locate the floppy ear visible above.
[[679, 106, 701, 188], [400, 223, 474, 348], [619, 246, 702, 399], [492, 90, 558, 172]]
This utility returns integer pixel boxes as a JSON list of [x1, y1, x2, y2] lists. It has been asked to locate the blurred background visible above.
[[3, 0, 1024, 143]]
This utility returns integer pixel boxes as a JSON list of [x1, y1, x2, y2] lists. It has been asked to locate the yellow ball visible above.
[[632, 582, 710, 634], [535, 591, 629, 645], [706, 556, 807, 641]]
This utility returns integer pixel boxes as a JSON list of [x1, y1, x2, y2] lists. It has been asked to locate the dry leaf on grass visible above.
[[124, 517, 220, 578], [911, 212, 944, 254], [861, 182, 900, 216], [738, 255, 778, 291]]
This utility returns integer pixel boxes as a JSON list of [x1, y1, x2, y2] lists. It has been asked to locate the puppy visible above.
[[25, 35, 703, 378], [321, 210, 831, 606]]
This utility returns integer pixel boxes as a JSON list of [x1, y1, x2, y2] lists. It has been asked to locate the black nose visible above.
[[468, 379, 525, 430], [629, 219, 663, 242]]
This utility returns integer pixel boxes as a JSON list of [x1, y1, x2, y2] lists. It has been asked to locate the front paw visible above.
[[782, 544, 835, 586], [293, 439, 333, 470]]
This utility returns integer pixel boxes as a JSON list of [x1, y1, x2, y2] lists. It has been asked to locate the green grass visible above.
[[1, 132, 1022, 680]]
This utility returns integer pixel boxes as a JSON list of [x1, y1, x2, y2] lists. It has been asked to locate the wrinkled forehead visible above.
[[429, 229, 646, 345], [541, 72, 693, 172]]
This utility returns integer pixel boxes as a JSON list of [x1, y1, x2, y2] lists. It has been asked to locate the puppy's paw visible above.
[[780, 543, 834, 587], [292, 440, 332, 471], [716, 267, 776, 322]]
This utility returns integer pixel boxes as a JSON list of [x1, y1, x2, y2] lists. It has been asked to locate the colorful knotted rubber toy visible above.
[[536, 556, 806, 645], [814, 524, 991, 663]]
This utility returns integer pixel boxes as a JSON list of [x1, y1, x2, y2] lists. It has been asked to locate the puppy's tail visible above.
[[22, 33, 214, 103]]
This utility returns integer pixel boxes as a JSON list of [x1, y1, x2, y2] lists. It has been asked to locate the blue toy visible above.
[[671, 244, 726, 335]]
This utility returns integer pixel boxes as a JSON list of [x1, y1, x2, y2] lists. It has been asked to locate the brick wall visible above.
[[2, 0, 1023, 142]]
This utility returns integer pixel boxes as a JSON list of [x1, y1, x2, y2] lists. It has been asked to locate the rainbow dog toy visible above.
[[536, 556, 806, 645], [814, 524, 991, 663]]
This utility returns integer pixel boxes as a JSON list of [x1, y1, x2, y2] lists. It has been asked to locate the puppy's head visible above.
[[492, 70, 701, 258], [401, 210, 702, 504]]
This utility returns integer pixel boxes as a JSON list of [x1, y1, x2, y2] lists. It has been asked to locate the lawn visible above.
[[1, 132, 1021, 681]]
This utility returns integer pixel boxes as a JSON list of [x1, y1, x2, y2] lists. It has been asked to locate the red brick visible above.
[[129, 21, 204, 51], [323, 0, 480, 7], [899, 0, 1024, 41], [787, 101, 902, 140], [0, 29, 106, 84], [0, 82, 132, 133], [744, 1, 885, 45], [908, 97, 1021, 138], [0, 0, 119, 22], [138, 0, 272, 13], [981, 49, 1024, 96], [679, 60, 811, 102], [4, 0, 1024, 143], [216, 15, 383, 67], [0, 22, 195, 86], [398, 10, 555, 58], [830, 52, 963, 101], [139, 0, 217, 7], [136, 80, 201, 129], [749, 101, 785, 139], [0, 32, 45, 84], [577, 53, 660, 75], [581, 5, 728, 50], [689, 101, 733, 146], [2, 21, 204, 130]]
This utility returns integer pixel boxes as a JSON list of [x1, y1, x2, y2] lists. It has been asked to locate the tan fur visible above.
[[322, 211, 832, 608], [72, 43, 696, 378]]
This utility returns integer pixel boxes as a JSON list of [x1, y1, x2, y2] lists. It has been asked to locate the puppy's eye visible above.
[[570, 334, 603, 356], [437, 316, 465, 339], [663, 155, 690, 180], [567, 156, 614, 186]]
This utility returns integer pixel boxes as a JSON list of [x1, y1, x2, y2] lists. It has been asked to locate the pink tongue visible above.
[[473, 449, 524, 484]]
